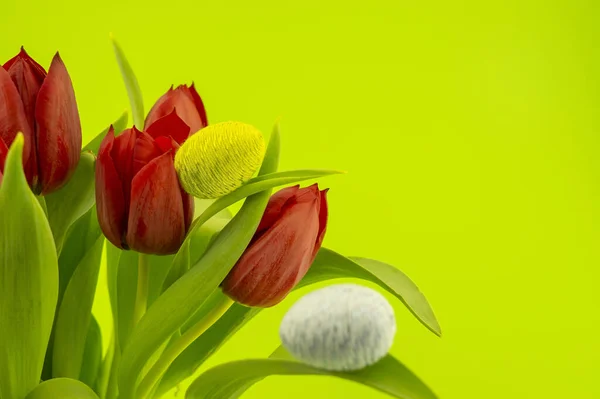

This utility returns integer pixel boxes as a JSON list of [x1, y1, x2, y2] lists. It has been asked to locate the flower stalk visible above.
[[135, 294, 234, 399]]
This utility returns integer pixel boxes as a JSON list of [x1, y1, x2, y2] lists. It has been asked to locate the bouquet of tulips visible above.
[[0, 38, 442, 399]]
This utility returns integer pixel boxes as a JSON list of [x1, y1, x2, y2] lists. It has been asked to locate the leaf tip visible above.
[[6, 132, 25, 167]]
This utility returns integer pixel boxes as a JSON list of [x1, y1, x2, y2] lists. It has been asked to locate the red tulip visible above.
[[222, 184, 328, 307], [145, 84, 207, 134], [95, 111, 194, 255], [0, 47, 81, 194]]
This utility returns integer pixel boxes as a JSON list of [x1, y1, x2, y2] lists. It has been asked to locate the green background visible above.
[[2, 1, 599, 398]]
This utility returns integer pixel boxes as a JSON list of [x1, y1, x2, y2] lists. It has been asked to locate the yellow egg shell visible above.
[[174, 121, 265, 199]]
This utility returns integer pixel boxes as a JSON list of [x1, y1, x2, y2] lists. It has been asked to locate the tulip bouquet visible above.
[[0, 38, 442, 399]]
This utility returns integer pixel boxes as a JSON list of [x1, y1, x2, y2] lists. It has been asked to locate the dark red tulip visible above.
[[95, 111, 195, 255], [145, 84, 208, 134], [0, 47, 81, 194], [222, 184, 328, 307]]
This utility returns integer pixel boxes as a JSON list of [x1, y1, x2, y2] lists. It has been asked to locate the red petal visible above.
[[182, 191, 194, 231], [312, 188, 329, 260], [154, 135, 179, 153], [222, 194, 321, 307], [188, 83, 208, 131], [3, 47, 46, 77], [146, 109, 190, 145], [132, 130, 162, 177], [0, 137, 8, 174], [3, 47, 47, 133], [95, 127, 126, 249], [126, 151, 186, 255], [145, 85, 207, 135], [111, 127, 137, 206], [253, 185, 300, 240], [0, 66, 33, 180], [35, 53, 82, 194]]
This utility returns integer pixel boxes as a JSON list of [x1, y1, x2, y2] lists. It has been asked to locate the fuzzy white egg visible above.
[[279, 283, 396, 371]]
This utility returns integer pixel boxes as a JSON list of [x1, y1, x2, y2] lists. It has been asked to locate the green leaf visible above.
[[111, 35, 144, 129], [80, 316, 103, 390], [83, 110, 129, 154], [185, 346, 437, 399], [167, 168, 342, 291], [105, 243, 122, 399], [42, 205, 102, 380], [161, 211, 230, 293], [302, 251, 442, 336], [25, 378, 99, 399], [52, 208, 104, 379], [118, 123, 282, 399], [45, 152, 96, 254], [95, 335, 115, 398], [156, 248, 440, 395], [0, 135, 59, 399]]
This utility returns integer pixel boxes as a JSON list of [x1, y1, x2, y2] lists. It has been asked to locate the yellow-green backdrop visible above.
[[2, 1, 599, 398]]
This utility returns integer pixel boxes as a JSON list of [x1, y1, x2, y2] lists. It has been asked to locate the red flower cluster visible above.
[[0, 48, 81, 194], [96, 85, 208, 255]]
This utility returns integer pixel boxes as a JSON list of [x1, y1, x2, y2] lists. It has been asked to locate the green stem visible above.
[[135, 294, 234, 399], [133, 253, 150, 325]]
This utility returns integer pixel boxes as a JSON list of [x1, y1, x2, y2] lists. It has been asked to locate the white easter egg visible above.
[[279, 283, 396, 371]]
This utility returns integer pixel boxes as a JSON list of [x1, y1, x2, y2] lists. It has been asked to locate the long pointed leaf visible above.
[[185, 346, 437, 399], [45, 152, 96, 254], [111, 35, 144, 128], [0, 135, 58, 399], [53, 207, 104, 378], [80, 316, 103, 391]]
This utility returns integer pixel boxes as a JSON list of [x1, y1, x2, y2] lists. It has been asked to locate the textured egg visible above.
[[174, 121, 265, 199], [279, 283, 396, 371]]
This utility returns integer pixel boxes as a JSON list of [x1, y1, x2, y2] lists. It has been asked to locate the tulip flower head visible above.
[[95, 111, 195, 255], [174, 121, 265, 199], [279, 283, 397, 371], [145, 84, 208, 134], [0, 48, 82, 195], [222, 184, 328, 307]]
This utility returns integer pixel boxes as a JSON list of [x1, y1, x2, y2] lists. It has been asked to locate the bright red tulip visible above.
[[95, 111, 194, 255], [145, 84, 207, 134], [222, 184, 328, 307], [0, 47, 81, 194]]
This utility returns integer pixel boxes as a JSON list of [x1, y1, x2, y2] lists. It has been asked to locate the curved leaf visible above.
[[302, 250, 441, 336], [111, 35, 144, 129], [25, 378, 99, 399], [53, 207, 104, 378], [80, 316, 103, 391], [83, 110, 129, 154], [0, 135, 58, 399], [118, 123, 282, 399], [185, 346, 437, 399], [43, 205, 103, 379], [161, 212, 230, 293], [156, 248, 440, 395], [45, 151, 96, 254]]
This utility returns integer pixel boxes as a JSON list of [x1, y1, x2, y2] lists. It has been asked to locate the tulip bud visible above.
[[221, 184, 328, 307], [0, 48, 81, 195], [95, 110, 195, 255], [279, 284, 397, 371], [145, 84, 207, 134], [174, 121, 266, 199]]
